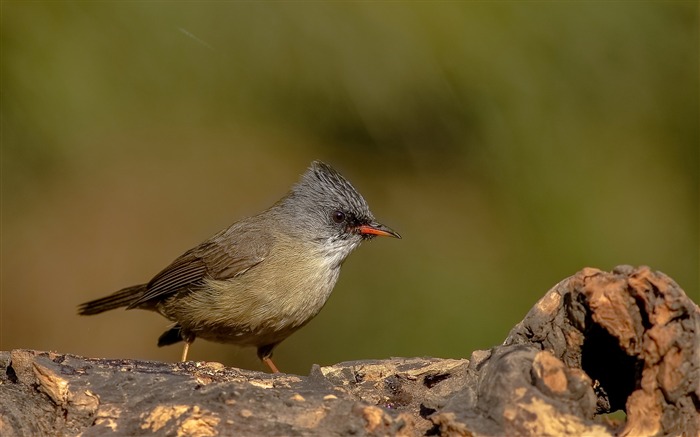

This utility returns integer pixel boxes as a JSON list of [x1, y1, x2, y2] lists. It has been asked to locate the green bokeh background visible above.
[[2, 2, 698, 375]]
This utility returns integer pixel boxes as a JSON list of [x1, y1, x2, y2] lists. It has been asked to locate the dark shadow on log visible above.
[[1, 266, 698, 436]]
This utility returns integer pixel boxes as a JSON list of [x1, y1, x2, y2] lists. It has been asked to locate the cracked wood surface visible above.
[[1, 266, 698, 436]]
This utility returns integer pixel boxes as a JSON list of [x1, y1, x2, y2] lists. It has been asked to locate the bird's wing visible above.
[[127, 225, 270, 308]]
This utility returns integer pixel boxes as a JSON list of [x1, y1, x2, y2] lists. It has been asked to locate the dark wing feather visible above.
[[198, 226, 271, 280], [127, 224, 270, 308]]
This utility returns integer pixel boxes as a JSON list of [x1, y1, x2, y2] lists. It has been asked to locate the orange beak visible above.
[[358, 222, 401, 239]]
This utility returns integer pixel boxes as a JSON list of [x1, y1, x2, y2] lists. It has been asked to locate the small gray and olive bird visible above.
[[78, 161, 400, 373]]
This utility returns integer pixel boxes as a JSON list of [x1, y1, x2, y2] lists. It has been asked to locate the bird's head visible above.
[[278, 161, 400, 259]]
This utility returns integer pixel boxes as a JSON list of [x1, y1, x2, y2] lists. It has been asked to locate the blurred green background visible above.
[[2, 2, 698, 375]]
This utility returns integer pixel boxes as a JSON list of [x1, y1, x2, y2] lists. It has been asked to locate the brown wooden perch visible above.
[[1, 266, 698, 436]]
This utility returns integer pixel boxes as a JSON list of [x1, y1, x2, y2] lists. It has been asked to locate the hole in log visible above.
[[581, 322, 642, 412], [6, 362, 18, 384]]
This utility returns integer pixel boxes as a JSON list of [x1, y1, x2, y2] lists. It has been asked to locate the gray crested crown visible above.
[[276, 161, 374, 241], [284, 161, 373, 223]]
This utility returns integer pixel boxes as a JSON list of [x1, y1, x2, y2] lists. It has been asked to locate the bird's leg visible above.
[[263, 357, 280, 373], [181, 342, 190, 362], [257, 344, 280, 373], [181, 334, 196, 362]]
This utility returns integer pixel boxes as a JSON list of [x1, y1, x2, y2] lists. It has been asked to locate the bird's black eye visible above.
[[331, 210, 345, 224]]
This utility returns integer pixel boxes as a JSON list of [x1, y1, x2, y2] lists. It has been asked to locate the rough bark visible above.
[[1, 266, 698, 436]]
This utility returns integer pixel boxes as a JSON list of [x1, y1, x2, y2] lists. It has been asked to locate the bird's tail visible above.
[[77, 284, 147, 315]]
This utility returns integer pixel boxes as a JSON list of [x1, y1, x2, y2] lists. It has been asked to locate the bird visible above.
[[78, 161, 400, 372]]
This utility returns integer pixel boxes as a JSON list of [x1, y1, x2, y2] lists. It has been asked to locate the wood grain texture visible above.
[[2, 266, 698, 436]]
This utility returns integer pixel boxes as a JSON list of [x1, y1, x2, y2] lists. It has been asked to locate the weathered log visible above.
[[1, 266, 698, 436]]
